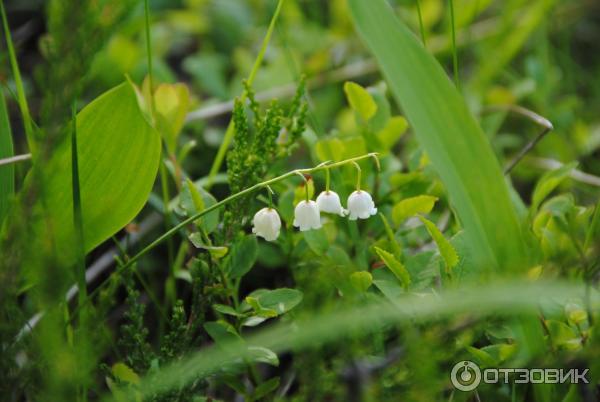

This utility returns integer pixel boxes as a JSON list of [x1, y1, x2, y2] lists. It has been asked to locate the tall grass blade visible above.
[[105, 281, 596, 401], [448, 0, 459, 89], [415, 0, 426, 45], [40, 82, 161, 266], [0, 1, 35, 154], [348, 0, 528, 272], [0, 89, 14, 225], [206, 0, 285, 188], [70, 102, 87, 311], [471, 0, 555, 88]]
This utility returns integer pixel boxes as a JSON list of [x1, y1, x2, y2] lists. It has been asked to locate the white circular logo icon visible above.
[[451, 360, 481, 391]]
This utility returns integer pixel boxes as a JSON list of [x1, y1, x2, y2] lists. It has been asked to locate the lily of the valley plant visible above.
[[252, 155, 379, 241]]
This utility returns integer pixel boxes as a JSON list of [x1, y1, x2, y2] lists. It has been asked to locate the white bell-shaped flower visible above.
[[293, 200, 322, 231], [347, 190, 377, 220], [252, 207, 281, 241], [316, 191, 347, 217]]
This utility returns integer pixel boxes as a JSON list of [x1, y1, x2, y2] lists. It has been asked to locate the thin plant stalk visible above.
[[144, 0, 176, 303], [481, 104, 554, 174], [0, 0, 35, 153], [295, 171, 310, 202], [449, 0, 459, 89], [415, 0, 426, 45], [352, 161, 362, 191], [71, 101, 88, 402], [75, 153, 379, 313], [144, 0, 154, 109], [207, 0, 286, 188], [71, 102, 87, 315]]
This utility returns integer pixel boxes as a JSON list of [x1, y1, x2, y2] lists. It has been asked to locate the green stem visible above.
[[449, 0, 460, 89], [325, 168, 330, 192], [352, 161, 362, 191], [206, 0, 286, 188], [584, 201, 600, 251], [72, 101, 90, 402], [80, 153, 377, 305], [415, 0, 426, 45], [0, 0, 35, 154], [160, 161, 176, 304], [295, 172, 310, 202], [71, 102, 87, 325], [144, 0, 154, 108], [266, 185, 274, 208]]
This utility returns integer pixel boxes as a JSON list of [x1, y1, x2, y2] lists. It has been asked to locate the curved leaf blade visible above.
[[44, 82, 161, 263], [0, 90, 14, 225], [348, 0, 528, 271]]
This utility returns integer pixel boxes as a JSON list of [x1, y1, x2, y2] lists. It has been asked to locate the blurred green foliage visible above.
[[1, 0, 600, 401]]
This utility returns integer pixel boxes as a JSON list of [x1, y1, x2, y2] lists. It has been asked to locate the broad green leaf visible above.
[[372, 269, 404, 302], [343, 81, 377, 122], [564, 303, 587, 326], [391, 195, 438, 226], [545, 320, 580, 350], [245, 297, 278, 318], [527, 265, 543, 281], [213, 304, 242, 317], [254, 377, 280, 399], [222, 376, 247, 396], [368, 83, 391, 131], [418, 216, 459, 272], [465, 346, 497, 368], [204, 321, 242, 345], [154, 83, 189, 155], [244, 288, 303, 316], [0, 89, 14, 225], [227, 235, 258, 278], [480, 343, 517, 363], [247, 346, 279, 367], [105, 377, 135, 402], [258, 288, 303, 314], [188, 233, 228, 259], [179, 180, 219, 233], [531, 162, 577, 214], [349, 0, 528, 272], [376, 116, 408, 151], [42, 82, 161, 264], [340, 137, 368, 159], [374, 246, 411, 289], [185, 178, 205, 213], [350, 271, 372, 293], [111, 362, 140, 385], [303, 228, 328, 256], [315, 138, 345, 162], [379, 213, 402, 259]]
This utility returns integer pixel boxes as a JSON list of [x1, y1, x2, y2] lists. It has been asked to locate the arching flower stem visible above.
[[86, 153, 380, 301], [265, 185, 274, 209], [352, 161, 362, 191], [294, 171, 310, 202]]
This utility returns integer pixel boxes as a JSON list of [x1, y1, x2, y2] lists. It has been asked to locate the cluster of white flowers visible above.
[[252, 188, 377, 242]]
